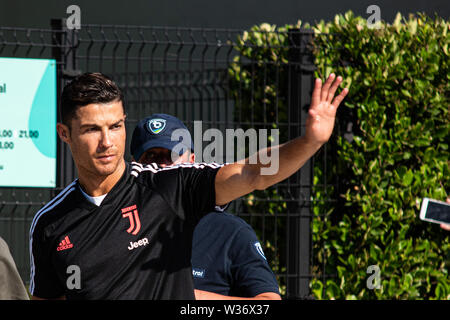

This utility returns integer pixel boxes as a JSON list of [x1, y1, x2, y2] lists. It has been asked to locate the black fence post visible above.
[[287, 28, 315, 299], [51, 18, 80, 187]]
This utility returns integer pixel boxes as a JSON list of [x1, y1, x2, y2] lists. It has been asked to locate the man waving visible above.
[[29, 72, 347, 300]]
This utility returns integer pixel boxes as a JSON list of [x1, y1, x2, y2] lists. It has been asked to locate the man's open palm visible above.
[[305, 73, 349, 145]]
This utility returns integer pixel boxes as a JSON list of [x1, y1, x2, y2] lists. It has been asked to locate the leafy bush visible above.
[[311, 11, 449, 300], [229, 12, 449, 299]]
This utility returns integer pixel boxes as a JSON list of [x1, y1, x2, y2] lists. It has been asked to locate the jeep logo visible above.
[[127, 237, 149, 251]]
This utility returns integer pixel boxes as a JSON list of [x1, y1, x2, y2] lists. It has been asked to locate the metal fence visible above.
[[0, 19, 339, 299]]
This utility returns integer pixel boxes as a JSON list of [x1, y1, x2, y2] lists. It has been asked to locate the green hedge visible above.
[[229, 11, 449, 299]]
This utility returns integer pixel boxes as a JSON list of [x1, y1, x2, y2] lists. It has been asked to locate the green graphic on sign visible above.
[[0, 57, 57, 187]]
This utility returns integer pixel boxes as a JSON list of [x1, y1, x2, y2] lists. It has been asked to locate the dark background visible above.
[[1, 0, 448, 29]]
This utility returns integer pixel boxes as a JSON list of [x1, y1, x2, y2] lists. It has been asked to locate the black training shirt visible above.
[[29, 161, 223, 299]]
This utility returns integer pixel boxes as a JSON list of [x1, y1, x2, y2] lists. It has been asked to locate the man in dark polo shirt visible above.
[[130, 114, 281, 300], [30, 72, 348, 299]]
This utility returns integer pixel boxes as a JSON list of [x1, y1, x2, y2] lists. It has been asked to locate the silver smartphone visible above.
[[419, 198, 450, 225]]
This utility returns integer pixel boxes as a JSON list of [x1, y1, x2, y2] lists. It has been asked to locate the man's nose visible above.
[[100, 129, 113, 148]]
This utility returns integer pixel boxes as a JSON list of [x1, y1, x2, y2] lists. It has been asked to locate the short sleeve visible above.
[[29, 225, 65, 299], [148, 162, 225, 224], [229, 226, 280, 297]]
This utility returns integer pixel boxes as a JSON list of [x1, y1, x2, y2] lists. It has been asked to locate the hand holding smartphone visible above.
[[419, 198, 450, 230]]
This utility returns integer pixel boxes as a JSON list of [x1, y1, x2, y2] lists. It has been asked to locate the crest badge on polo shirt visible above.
[[147, 119, 167, 134], [121, 204, 141, 235]]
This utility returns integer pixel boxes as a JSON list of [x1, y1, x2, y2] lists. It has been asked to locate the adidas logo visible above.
[[57, 236, 74, 251]]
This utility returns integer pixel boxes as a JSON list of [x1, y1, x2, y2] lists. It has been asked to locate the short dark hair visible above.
[[60, 72, 124, 126]]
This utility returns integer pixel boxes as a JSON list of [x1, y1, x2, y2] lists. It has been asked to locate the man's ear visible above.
[[189, 152, 195, 164], [56, 123, 71, 143]]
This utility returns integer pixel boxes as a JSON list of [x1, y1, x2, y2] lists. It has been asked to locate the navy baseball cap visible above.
[[130, 113, 194, 161]]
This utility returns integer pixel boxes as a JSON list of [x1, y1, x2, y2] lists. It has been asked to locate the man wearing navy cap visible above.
[[131, 114, 282, 300], [130, 114, 195, 168]]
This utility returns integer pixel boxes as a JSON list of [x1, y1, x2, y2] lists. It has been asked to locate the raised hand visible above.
[[305, 73, 349, 145]]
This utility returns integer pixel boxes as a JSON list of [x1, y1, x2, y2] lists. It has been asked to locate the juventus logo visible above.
[[121, 204, 141, 235]]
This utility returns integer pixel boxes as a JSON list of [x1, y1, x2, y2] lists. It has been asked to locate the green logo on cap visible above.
[[148, 119, 167, 134]]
